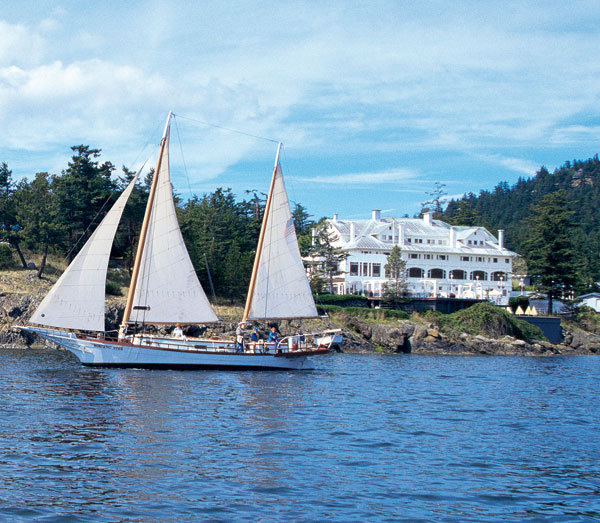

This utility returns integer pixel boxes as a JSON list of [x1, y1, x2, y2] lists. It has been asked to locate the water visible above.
[[1, 348, 599, 522]]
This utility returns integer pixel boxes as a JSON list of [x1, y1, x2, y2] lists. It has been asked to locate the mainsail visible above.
[[30, 173, 140, 332], [245, 146, 318, 320], [129, 129, 218, 325]]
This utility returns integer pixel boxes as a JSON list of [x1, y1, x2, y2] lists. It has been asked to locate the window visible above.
[[461, 256, 470, 262], [437, 255, 447, 260], [408, 267, 424, 278], [372, 264, 381, 277], [361, 262, 368, 276], [505, 258, 510, 263], [418, 239, 423, 244], [407, 238, 412, 243], [438, 240, 443, 244], [493, 258, 498, 263], [350, 263, 358, 276], [424, 254, 432, 260], [429, 268, 445, 279], [468, 240, 472, 245], [476, 257, 483, 262], [409, 253, 420, 259], [450, 269, 466, 280]]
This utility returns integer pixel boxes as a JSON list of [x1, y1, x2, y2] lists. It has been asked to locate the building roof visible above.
[[327, 214, 518, 257]]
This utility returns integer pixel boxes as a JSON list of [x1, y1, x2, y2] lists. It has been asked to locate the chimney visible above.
[[372, 209, 381, 221], [449, 227, 456, 248], [498, 229, 504, 250], [397, 222, 405, 246], [423, 212, 432, 226], [311, 227, 317, 246], [350, 222, 355, 243], [333, 213, 338, 222]]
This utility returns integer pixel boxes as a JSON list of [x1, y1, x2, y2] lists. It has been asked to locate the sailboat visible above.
[[18, 112, 341, 370]]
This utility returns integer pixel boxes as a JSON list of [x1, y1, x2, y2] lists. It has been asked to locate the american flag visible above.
[[284, 217, 296, 238]]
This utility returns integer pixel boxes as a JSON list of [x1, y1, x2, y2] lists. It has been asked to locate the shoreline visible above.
[[2, 292, 599, 356]]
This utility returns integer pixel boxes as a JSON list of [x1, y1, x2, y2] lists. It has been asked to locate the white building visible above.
[[316, 210, 518, 305], [576, 293, 600, 312]]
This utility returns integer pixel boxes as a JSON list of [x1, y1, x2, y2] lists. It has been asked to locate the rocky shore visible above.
[[2, 292, 599, 356]]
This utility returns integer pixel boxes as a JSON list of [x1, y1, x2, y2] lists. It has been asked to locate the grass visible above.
[[423, 302, 545, 342], [320, 304, 409, 324]]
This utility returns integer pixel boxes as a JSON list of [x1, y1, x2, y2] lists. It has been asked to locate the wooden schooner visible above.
[[19, 112, 341, 370]]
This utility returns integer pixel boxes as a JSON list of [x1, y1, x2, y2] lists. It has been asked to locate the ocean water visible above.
[[1, 347, 599, 522]]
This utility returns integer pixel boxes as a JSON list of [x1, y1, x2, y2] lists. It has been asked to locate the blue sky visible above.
[[1, 1, 600, 221]]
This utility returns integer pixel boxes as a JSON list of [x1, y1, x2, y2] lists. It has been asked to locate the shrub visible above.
[[509, 295, 530, 312], [105, 280, 123, 296], [427, 301, 544, 342], [0, 243, 15, 270], [319, 304, 409, 321]]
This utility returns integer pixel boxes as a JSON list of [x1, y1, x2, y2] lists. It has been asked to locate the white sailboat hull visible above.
[[21, 327, 324, 370]]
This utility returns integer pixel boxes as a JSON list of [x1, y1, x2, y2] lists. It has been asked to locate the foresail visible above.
[[30, 174, 140, 331], [130, 136, 218, 324], [248, 162, 318, 320]]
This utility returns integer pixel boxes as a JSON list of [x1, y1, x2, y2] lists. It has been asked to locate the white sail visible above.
[[247, 162, 318, 320], [30, 174, 140, 331], [130, 133, 218, 324]]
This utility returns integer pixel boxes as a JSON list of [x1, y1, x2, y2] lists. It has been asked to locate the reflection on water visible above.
[[1, 347, 599, 521]]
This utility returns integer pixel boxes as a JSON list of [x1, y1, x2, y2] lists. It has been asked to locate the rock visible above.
[[26, 261, 36, 270], [426, 328, 440, 339]]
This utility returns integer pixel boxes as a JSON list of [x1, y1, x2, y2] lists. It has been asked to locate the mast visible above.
[[121, 111, 172, 330], [242, 142, 282, 323]]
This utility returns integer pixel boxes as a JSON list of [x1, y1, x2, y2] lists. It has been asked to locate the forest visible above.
[[0, 146, 316, 301], [2, 144, 599, 303], [440, 154, 600, 295]]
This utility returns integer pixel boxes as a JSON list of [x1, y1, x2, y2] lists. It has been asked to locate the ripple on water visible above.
[[1, 349, 600, 521]]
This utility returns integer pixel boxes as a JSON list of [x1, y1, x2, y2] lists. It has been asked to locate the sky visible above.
[[1, 1, 600, 221]]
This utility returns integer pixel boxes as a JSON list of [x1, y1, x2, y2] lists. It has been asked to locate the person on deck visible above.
[[297, 328, 305, 348], [236, 323, 245, 352], [173, 323, 184, 339], [267, 327, 279, 352]]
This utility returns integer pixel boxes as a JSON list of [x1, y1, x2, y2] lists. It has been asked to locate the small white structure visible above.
[[577, 292, 600, 312], [311, 210, 519, 306]]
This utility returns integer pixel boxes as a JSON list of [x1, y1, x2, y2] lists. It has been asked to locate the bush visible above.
[[426, 301, 544, 342], [0, 243, 15, 269], [314, 293, 368, 305], [319, 304, 409, 321], [105, 280, 123, 296]]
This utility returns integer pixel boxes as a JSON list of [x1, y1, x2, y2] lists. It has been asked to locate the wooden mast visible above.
[[242, 142, 282, 323], [120, 111, 172, 332]]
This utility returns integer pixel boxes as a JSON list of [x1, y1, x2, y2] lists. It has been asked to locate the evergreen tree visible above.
[[524, 190, 577, 313], [14, 173, 64, 278], [0, 163, 27, 268], [52, 146, 116, 260], [307, 221, 348, 293], [421, 181, 447, 217], [382, 245, 408, 302]]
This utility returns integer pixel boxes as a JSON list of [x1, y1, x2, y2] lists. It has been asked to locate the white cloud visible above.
[[294, 168, 419, 185], [475, 154, 539, 176]]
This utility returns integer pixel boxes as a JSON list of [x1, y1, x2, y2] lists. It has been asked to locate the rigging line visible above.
[[172, 115, 194, 199], [172, 113, 280, 144]]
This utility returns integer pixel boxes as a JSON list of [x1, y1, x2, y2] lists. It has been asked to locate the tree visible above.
[[444, 199, 482, 226], [306, 221, 348, 293], [524, 190, 577, 314], [0, 163, 27, 268], [14, 173, 64, 278], [382, 245, 408, 302], [52, 146, 116, 260], [421, 182, 447, 217]]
